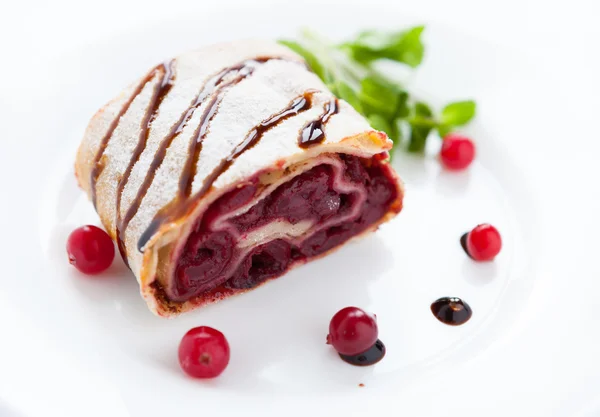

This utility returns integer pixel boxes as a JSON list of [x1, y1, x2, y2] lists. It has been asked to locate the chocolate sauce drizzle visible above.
[[90, 64, 166, 208], [114, 61, 176, 265], [137, 91, 315, 251], [298, 98, 339, 148], [431, 297, 472, 326], [89, 54, 332, 262], [195, 92, 314, 198], [101, 58, 276, 260]]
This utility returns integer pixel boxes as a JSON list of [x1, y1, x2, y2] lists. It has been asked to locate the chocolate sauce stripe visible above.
[[89, 55, 309, 262], [194, 91, 316, 200], [299, 98, 339, 148], [92, 56, 302, 216], [116, 72, 219, 245], [137, 91, 317, 252], [120, 64, 260, 255], [130, 57, 282, 253], [178, 76, 245, 200], [115, 60, 176, 266], [89, 67, 163, 208]]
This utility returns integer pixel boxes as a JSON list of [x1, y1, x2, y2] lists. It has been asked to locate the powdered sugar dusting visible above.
[[76, 39, 398, 314]]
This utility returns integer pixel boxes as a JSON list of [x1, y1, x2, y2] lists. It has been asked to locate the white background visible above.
[[0, 0, 599, 416]]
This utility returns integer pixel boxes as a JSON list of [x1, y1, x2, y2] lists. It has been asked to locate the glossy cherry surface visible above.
[[66, 225, 115, 274], [466, 223, 502, 261], [327, 307, 378, 356], [178, 326, 230, 379], [440, 134, 476, 170]]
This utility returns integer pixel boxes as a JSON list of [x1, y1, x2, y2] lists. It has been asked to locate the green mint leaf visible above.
[[335, 81, 363, 114], [343, 26, 425, 68], [394, 91, 410, 119], [392, 118, 405, 143], [281, 28, 476, 158], [383, 26, 425, 68], [414, 101, 433, 117], [437, 123, 452, 138], [278, 39, 331, 84], [406, 101, 436, 152], [368, 114, 393, 136], [359, 76, 403, 119], [410, 116, 437, 129], [440, 100, 476, 126], [407, 125, 433, 153], [410, 102, 437, 128]]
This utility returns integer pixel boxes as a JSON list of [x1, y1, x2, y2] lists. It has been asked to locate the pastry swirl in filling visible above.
[[169, 153, 400, 302]]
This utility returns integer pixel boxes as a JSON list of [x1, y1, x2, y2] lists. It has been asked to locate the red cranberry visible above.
[[178, 326, 230, 379], [67, 225, 115, 274], [440, 134, 476, 170], [327, 307, 378, 356], [466, 224, 502, 261]]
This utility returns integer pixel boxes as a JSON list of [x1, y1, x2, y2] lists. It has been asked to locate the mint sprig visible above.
[[279, 28, 476, 155], [341, 26, 425, 68]]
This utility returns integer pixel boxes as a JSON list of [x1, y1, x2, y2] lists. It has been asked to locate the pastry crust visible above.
[[75, 39, 403, 317]]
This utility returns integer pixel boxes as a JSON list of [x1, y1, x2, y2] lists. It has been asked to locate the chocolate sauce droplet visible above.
[[338, 339, 386, 366], [298, 98, 339, 148], [460, 232, 473, 259], [431, 297, 472, 325]]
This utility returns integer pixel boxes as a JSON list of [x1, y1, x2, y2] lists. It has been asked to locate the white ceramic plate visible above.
[[1, 2, 599, 416]]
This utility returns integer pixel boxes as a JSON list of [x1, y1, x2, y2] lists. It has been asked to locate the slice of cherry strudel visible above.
[[75, 39, 403, 316]]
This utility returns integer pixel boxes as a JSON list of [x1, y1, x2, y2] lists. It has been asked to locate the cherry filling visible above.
[[171, 154, 399, 302]]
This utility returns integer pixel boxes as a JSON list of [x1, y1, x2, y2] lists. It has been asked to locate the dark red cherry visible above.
[[440, 134, 476, 170], [66, 225, 115, 274], [178, 326, 230, 379], [327, 307, 378, 356], [466, 224, 502, 261]]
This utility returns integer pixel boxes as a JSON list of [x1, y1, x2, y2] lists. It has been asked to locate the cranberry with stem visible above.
[[67, 225, 115, 274], [178, 326, 230, 379], [327, 307, 378, 356]]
